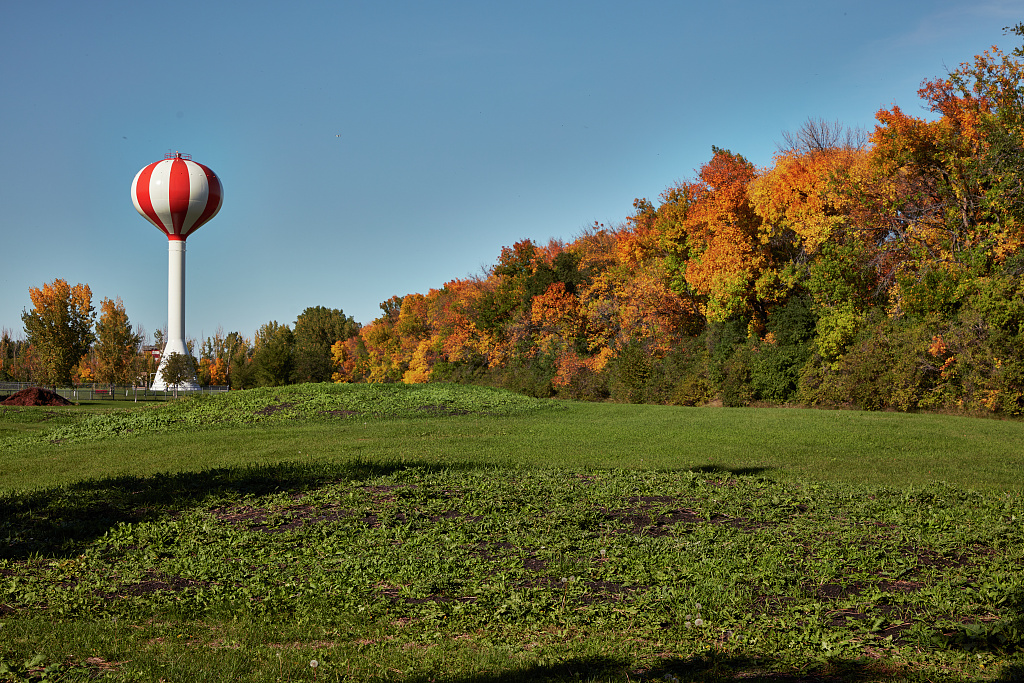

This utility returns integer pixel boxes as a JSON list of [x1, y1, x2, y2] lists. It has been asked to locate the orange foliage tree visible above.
[[861, 45, 1024, 315], [679, 148, 772, 327]]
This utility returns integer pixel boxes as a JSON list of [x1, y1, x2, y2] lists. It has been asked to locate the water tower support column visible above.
[[153, 239, 198, 390], [168, 239, 186, 349]]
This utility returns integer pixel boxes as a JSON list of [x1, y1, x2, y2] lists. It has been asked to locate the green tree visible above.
[[159, 352, 192, 398], [220, 332, 254, 389], [0, 329, 19, 382], [94, 297, 144, 385], [21, 279, 95, 386], [252, 321, 294, 387], [292, 306, 360, 383]]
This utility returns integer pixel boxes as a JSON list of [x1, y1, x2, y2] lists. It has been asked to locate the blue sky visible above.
[[2, 0, 1022, 343]]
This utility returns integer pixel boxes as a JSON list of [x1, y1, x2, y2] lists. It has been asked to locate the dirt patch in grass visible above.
[[254, 402, 295, 417], [210, 503, 350, 532], [105, 572, 210, 599], [598, 496, 760, 535]]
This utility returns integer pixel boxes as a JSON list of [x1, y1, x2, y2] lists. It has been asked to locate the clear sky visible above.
[[2, 1, 1022, 344]]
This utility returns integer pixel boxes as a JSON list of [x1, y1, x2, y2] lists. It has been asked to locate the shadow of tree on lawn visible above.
[[687, 464, 774, 478], [0, 460, 778, 561], [398, 650, 1018, 682], [0, 457, 469, 560]]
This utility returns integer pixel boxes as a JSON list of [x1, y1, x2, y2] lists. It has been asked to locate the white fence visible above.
[[0, 382, 229, 402]]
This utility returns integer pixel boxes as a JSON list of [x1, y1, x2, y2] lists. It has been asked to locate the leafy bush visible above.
[[720, 347, 753, 407], [801, 315, 936, 411], [607, 343, 651, 403], [490, 353, 557, 398], [429, 357, 489, 384], [552, 362, 608, 402], [650, 345, 711, 406], [746, 296, 816, 404], [748, 342, 807, 403]]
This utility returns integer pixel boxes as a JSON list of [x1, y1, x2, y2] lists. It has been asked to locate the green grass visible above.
[[0, 384, 1022, 681], [2, 384, 1021, 494]]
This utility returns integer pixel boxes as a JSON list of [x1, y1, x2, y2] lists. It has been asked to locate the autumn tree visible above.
[[680, 148, 772, 327], [748, 126, 875, 361], [196, 328, 231, 386], [21, 279, 95, 386], [859, 44, 1024, 317], [751, 124, 868, 258], [94, 297, 144, 385], [225, 332, 255, 389], [330, 335, 370, 383], [474, 241, 586, 334]]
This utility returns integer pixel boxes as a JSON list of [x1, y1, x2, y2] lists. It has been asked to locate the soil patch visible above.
[[598, 496, 760, 535], [255, 402, 294, 416], [1, 387, 74, 407], [105, 572, 209, 599]]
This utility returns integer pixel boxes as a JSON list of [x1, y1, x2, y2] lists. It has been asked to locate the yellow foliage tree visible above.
[[95, 296, 144, 385], [21, 279, 95, 386], [748, 147, 867, 256]]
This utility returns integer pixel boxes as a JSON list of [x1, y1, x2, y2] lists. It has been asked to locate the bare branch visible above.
[[777, 117, 868, 154]]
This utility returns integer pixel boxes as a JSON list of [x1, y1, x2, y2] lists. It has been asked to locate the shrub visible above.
[[430, 357, 489, 385], [746, 296, 816, 404], [495, 353, 556, 398], [748, 342, 807, 403], [720, 347, 753, 407], [803, 315, 936, 411], [655, 345, 713, 406], [553, 363, 609, 402], [607, 343, 651, 404]]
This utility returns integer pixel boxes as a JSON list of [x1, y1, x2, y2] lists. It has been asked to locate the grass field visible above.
[[0, 384, 1022, 682]]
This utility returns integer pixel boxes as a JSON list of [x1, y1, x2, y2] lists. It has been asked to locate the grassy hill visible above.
[[0, 384, 1021, 681]]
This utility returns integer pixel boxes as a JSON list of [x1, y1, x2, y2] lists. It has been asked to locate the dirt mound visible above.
[[1, 387, 74, 407]]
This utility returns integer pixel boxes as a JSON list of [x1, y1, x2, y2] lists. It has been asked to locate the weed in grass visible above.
[[3, 465, 1021, 680]]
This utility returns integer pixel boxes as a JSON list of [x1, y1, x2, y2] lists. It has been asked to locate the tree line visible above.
[[6, 33, 1023, 415], [2, 290, 359, 391], [332, 34, 1024, 416]]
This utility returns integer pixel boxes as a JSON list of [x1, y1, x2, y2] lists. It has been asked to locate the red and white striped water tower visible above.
[[131, 152, 223, 390]]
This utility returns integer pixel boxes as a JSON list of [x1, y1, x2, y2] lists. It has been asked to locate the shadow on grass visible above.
[[0, 460, 777, 561], [687, 464, 773, 477], [0, 458, 476, 561], [939, 587, 1024, 682], [401, 652, 1003, 682], [414, 586, 1024, 683]]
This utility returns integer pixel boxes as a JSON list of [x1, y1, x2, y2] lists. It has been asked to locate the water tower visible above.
[[131, 152, 223, 390]]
